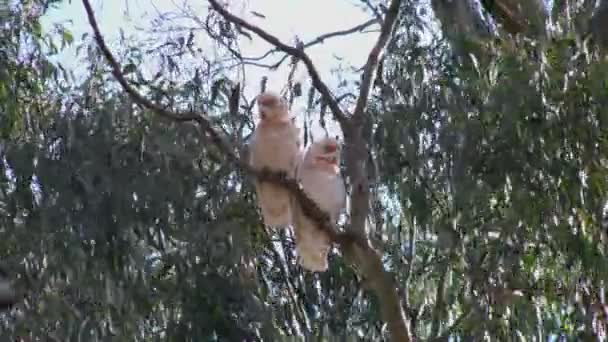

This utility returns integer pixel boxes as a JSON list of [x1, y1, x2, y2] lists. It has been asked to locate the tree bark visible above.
[[590, 0, 608, 50], [431, 0, 494, 62], [481, 0, 547, 38]]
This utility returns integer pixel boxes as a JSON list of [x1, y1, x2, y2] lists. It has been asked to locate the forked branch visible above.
[[245, 18, 380, 69], [206, 0, 349, 128]]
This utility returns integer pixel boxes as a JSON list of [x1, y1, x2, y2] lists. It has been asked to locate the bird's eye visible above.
[[324, 144, 337, 153], [258, 96, 278, 107]]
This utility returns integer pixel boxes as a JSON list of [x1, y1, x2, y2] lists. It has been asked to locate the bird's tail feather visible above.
[[293, 214, 331, 272], [256, 182, 292, 227]]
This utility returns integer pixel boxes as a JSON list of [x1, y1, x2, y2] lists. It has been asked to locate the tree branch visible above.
[[302, 18, 381, 49], [82, 1, 411, 340], [82, 0, 237, 163], [480, 0, 525, 35], [245, 19, 379, 61], [244, 18, 380, 69], [359, 0, 384, 22], [352, 0, 402, 121], [480, 0, 547, 38], [339, 0, 401, 243], [206, 0, 349, 128]]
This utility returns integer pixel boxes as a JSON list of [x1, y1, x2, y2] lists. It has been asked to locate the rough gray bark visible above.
[[480, 0, 547, 38], [431, 0, 494, 61]]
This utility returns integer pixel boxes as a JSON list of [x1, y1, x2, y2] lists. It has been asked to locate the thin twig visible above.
[[207, 0, 349, 128], [358, 0, 384, 22], [244, 18, 380, 69]]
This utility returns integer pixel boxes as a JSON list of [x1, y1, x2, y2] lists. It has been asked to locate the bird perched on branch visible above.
[[249, 92, 302, 227], [292, 137, 346, 271]]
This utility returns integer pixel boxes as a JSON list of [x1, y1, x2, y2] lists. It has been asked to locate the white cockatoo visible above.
[[292, 137, 346, 272], [249, 92, 302, 227]]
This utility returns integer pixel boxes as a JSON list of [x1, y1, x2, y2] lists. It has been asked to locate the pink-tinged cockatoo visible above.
[[292, 137, 346, 272], [249, 92, 302, 227]]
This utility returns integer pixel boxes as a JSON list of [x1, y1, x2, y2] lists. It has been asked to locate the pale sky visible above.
[[41, 0, 387, 140]]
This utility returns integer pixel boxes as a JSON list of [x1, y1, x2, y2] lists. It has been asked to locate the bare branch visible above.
[[359, 0, 384, 22], [207, 0, 349, 128], [352, 0, 402, 122], [248, 18, 380, 61], [82, 0, 237, 163], [306, 18, 380, 47], [245, 18, 380, 69]]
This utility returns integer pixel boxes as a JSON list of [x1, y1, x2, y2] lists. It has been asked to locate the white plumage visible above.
[[292, 137, 346, 272], [249, 92, 302, 227]]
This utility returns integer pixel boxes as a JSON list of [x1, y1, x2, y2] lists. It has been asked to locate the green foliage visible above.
[[1, 0, 608, 340], [373, 29, 608, 339]]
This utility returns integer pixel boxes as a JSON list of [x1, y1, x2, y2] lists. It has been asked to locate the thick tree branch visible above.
[[352, 0, 402, 121], [82, 1, 411, 340], [341, 0, 401, 244], [301, 18, 380, 50], [206, 0, 349, 128], [340, 0, 403, 253]]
